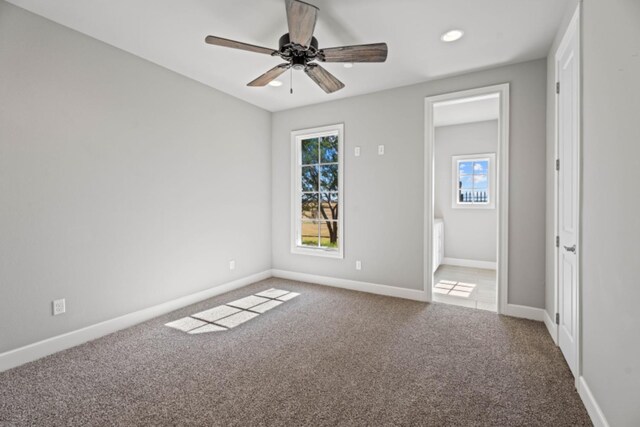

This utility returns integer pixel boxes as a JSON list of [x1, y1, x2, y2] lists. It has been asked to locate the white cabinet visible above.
[[433, 219, 444, 272]]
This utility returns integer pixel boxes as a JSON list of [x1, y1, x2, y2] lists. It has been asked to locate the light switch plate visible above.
[[356, 260, 362, 270], [229, 260, 236, 270]]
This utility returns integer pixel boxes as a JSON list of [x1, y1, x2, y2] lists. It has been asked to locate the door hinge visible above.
[[556, 159, 560, 171], [556, 236, 560, 248], [555, 313, 560, 324], [556, 82, 560, 94]]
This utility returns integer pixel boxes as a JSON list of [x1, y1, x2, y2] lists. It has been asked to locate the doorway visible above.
[[424, 84, 510, 313]]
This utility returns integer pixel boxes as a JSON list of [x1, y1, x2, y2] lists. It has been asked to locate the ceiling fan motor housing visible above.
[[278, 33, 319, 69]]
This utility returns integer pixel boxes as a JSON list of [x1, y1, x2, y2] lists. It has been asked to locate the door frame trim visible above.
[[423, 83, 510, 313], [554, 3, 582, 382]]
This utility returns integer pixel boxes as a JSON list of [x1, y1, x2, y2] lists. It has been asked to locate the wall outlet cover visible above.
[[53, 299, 66, 316], [229, 260, 236, 270], [378, 145, 385, 155], [356, 260, 362, 270], [354, 147, 361, 157]]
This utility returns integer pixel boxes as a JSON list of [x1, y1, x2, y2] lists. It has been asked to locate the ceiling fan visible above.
[[204, 0, 388, 94]]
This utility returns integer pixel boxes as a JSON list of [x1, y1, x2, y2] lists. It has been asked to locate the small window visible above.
[[452, 153, 496, 209], [291, 124, 344, 258]]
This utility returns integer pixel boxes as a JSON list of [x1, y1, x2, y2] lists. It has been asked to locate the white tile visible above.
[[249, 299, 283, 313], [192, 305, 241, 322], [449, 290, 472, 298], [457, 282, 477, 288], [276, 292, 300, 301], [165, 317, 207, 332], [255, 288, 290, 299], [214, 311, 259, 328], [227, 295, 269, 310], [188, 324, 227, 334], [477, 301, 498, 312]]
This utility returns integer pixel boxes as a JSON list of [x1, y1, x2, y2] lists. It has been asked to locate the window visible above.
[[452, 153, 496, 209], [291, 124, 344, 258]]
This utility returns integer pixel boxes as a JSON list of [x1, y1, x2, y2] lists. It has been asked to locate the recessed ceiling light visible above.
[[343, 63, 354, 69], [268, 80, 283, 87], [440, 29, 464, 42]]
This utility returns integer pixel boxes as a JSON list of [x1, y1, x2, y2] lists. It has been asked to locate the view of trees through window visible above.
[[300, 134, 339, 249]]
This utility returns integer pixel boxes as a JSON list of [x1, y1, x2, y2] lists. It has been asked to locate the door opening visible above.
[[424, 84, 510, 314]]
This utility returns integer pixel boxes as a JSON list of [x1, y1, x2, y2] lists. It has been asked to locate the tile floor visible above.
[[433, 265, 497, 312], [165, 288, 299, 334]]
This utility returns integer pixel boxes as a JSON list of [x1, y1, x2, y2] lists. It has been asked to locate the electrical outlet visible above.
[[378, 145, 385, 155], [53, 298, 66, 316], [229, 260, 236, 270], [354, 147, 361, 157], [355, 260, 362, 270]]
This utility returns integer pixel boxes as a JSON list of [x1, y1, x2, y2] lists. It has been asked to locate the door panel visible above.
[[557, 11, 580, 377]]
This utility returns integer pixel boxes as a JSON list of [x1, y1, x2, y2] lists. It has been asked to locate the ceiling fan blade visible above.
[[285, 0, 318, 48], [320, 43, 388, 63], [205, 36, 276, 55], [247, 64, 291, 87], [305, 64, 345, 94]]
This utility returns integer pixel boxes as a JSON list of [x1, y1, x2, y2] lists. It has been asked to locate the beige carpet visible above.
[[0, 278, 591, 426]]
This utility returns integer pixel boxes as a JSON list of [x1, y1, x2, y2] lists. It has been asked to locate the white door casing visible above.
[[556, 7, 580, 378]]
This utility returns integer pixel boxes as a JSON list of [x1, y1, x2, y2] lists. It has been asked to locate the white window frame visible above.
[[290, 123, 344, 258], [451, 153, 496, 209]]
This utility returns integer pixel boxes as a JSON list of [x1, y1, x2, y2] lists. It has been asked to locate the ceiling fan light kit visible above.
[[205, 0, 388, 94]]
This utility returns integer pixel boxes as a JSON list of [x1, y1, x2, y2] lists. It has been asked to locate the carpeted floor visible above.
[[0, 278, 591, 426]]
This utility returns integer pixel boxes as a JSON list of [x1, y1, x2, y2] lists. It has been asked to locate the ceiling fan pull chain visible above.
[[290, 68, 293, 94]]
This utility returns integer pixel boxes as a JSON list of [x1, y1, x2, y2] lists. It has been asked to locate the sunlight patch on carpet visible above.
[[164, 289, 299, 334]]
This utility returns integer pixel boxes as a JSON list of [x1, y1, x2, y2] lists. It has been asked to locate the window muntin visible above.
[[292, 125, 344, 258], [452, 153, 495, 209]]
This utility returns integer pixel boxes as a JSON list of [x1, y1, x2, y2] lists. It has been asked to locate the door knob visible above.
[[564, 245, 576, 253]]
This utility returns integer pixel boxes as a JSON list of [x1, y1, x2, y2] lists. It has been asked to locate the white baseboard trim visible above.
[[543, 309, 558, 344], [578, 376, 610, 427], [442, 257, 497, 270], [271, 269, 427, 302], [503, 303, 545, 321], [0, 270, 272, 373]]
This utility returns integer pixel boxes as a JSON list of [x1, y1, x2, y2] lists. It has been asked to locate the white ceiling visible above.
[[434, 94, 499, 127], [6, 0, 573, 112]]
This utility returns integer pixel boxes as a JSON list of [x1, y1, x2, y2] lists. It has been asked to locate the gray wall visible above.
[[434, 121, 498, 262], [272, 59, 547, 308], [581, 0, 640, 425], [0, 2, 272, 354]]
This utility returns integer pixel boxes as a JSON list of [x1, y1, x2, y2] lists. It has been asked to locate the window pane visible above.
[[301, 166, 318, 191], [459, 175, 473, 189], [319, 193, 338, 221], [301, 221, 319, 247], [473, 160, 488, 174], [474, 174, 488, 189], [319, 221, 339, 249], [301, 193, 319, 219], [320, 135, 339, 163], [459, 161, 473, 175], [320, 164, 338, 191], [301, 138, 318, 165]]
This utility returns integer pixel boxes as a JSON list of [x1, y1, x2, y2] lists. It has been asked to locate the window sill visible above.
[[291, 246, 344, 259], [452, 203, 496, 210]]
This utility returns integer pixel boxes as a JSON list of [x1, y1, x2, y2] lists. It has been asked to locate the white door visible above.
[[556, 10, 580, 377]]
